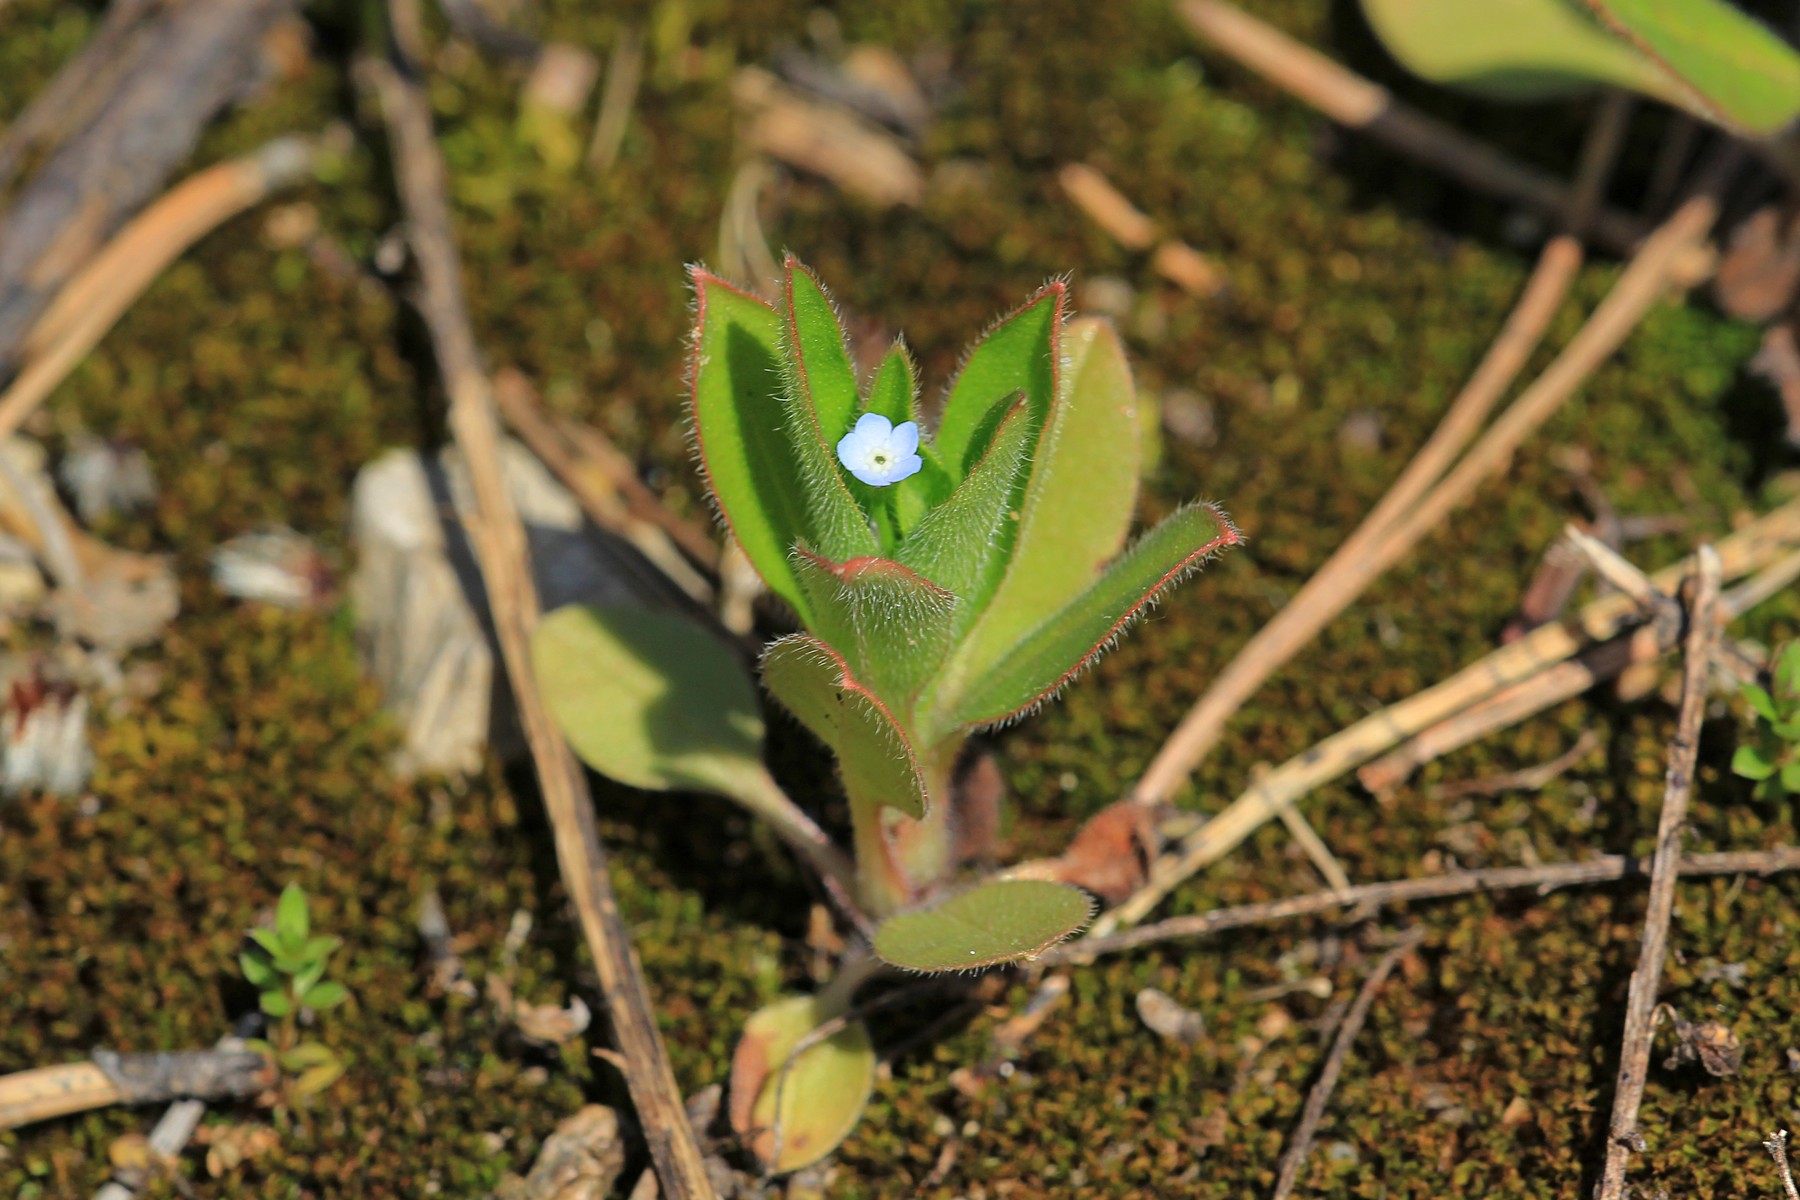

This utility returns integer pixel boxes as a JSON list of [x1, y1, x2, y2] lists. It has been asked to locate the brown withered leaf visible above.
[[1664, 1016, 1742, 1077], [1052, 800, 1158, 903], [950, 743, 1004, 864], [1750, 321, 1800, 445], [193, 1122, 280, 1178], [1715, 206, 1800, 322]]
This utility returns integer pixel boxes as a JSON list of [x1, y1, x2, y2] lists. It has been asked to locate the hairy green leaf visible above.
[[933, 283, 1063, 478], [948, 318, 1143, 690], [873, 879, 1094, 972], [731, 994, 875, 1173], [533, 604, 765, 796], [945, 504, 1239, 730], [1584, 0, 1800, 134], [761, 635, 928, 819], [689, 269, 814, 616], [778, 261, 880, 562], [792, 551, 955, 713], [895, 396, 1032, 606]]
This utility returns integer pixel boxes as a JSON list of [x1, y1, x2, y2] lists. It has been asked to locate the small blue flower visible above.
[[835, 413, 923, 487]]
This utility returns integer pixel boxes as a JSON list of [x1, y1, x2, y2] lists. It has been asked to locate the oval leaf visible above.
[[730, 994, 876, 1173], [934, 282, 1064, 479], [534, 604, 765, 796], [873, 878, 1095, 972], [1584, 0, 1800, 134], [1361, 0, 1675, 100]]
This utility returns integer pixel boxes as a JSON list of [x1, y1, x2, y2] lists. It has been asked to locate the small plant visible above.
[[535, 257, 1238, 1168], [240, 884, 349, 1110], [1733, 643, 1800, 802]]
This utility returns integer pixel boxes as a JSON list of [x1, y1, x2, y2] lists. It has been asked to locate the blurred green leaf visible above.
[[239, 951, 276, 989], [1361, 0, 1672, 99], [1733, 743, 1777, 780], [946, 503, 1238, 730], [302, 981, 350, 1011], [260, 990, 293, 1018], [873, 879, 1094, 972], [731, 994, 875, 1173], [534, 604, 765, 797], [1777, 642, 1800, 697], [275, 885, 309, 944], [761, 635, 928, 819], [1744, 682, 1779, 723], [279, 1042, 338, 1072], [688, 269, 814, 617], [1588, 0, 1800, 134], [293, 1059, 346, 1099]]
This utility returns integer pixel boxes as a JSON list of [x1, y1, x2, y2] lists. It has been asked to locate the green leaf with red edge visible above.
[[792, 552, 954, 713], [782, 258, 860, 447], [761, 635, 928, 819], [894, 395, 1032, 608], [779, 260, 880, 563], [933, 282, 1064, 479], [730, 993, 875, 1173], [944, 503, 1240, 731], [945, 318, 1143, 692], [873, 879, 1095, 972], [688, 268, 814, 617]]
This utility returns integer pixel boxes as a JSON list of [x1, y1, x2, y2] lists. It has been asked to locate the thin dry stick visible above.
[[1176, 0, 1643, 254], [1596, 546, 1722, 1199], [1271, 929, 1424, 1200], [1278, 805, 1352, 891], [1768, 1130, 1800, 1200], [1431, 728, 1602, 800], [1359, 547, 1800, 794], [0, 135, 316, 443], [1047, 845, 1800, 965], [491, 367, 715, 604], [366, 27, 716, 1199], [1133, 92, 1634, 809], [586, 23, 644, 175], [1100, 503, 1800, 934]]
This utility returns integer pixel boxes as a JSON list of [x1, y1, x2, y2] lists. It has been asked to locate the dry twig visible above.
[[1767, 1130, 1800, 1200], [0, 1047, 272, 1132], [1596, 546, 1722, 1199], [1048, 846, 1800, 965], [0, 136, 318, 445], [1101, 501, 1800, 936], [365, 10, 715, 1194], [1272, 929, 1424, 1200], [1132, 90, 1636, 811], [587, 24, 645, 175]]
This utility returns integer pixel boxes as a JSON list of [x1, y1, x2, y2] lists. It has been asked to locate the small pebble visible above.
[[1135, 987, 1205, 1045]]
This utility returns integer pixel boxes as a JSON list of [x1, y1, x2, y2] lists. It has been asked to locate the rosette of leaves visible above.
[[1733, 642, 1800, 802], [1360, 0, 1800, 136], [535, 259, 1238, 1173], [689, 256, 1238, 926]]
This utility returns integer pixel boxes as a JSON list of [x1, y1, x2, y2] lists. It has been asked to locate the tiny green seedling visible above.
[[240, 884, 350, 1109], [535, 257, 1239, 1169], [1733, 642, 1800, 802]]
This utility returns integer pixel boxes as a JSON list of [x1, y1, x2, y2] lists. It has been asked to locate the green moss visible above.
[[3, 0, 1799, 1194]]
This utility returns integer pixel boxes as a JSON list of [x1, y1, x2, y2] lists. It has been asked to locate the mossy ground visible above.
[[3, 0, 1799, 1195]]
